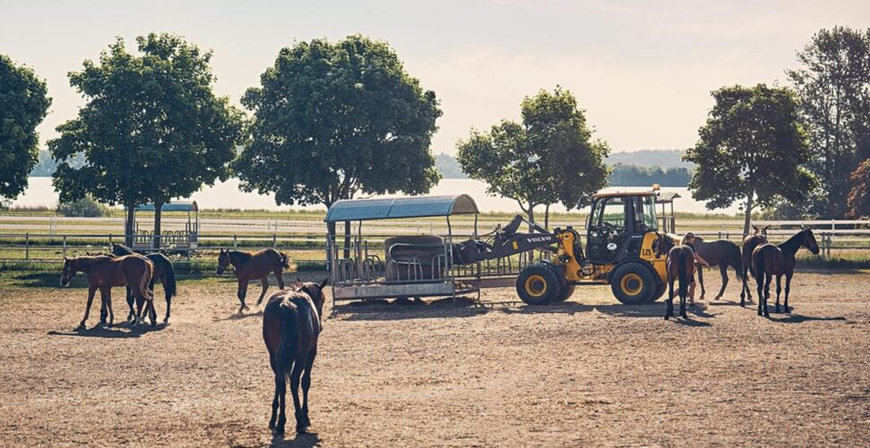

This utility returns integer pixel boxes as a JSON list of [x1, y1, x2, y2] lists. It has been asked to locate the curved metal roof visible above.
[[325, 195, 479, 222], [136, 201, 198, 212]]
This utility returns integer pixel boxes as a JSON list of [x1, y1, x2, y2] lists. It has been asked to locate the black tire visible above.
[[516, 263, 563, 305], [555, 284, 576, 302], [610, 262, 657, 305], [651, 281, 667, 302]]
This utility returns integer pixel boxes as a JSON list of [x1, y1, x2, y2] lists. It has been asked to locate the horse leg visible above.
[[237, 278, 249, 313], [301, 348, 317, 428], [268, 355, 280, 430], [756, 275, 764, 316], [275, 269, 285, 290], [78, 286, 98, 329], [665, 275, 674, 320], [289, 360, 306, 433], [256, 277, 269, 306], [126, 286, 135, 321], [762, 274, 771, 318], [162, 276, 171, 323], [784, 272, 793, 313], [101, 287, 114, 327], [274, 367, 287, 435], [774, 275, 782, 313], [680, 271, 688, 319], [697, 264, 705, 300], [715, 265, 728, 300]]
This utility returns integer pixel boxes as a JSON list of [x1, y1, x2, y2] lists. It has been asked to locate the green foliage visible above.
[[0, 54, 51, 200], [457, 87, 609, 223], [684, 84, 815, 234], [608, 164, 691, 187], [236, 35, 442, 207], [786, 26, 870, 218], [846, 159, 870, 218], [48, 33, 245, 208], [56, 195, 110, 217]]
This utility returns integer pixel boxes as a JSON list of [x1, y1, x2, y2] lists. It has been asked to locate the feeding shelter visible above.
[[131, 201, 200, 254]]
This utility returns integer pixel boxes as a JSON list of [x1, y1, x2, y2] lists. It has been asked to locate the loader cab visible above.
[[586, 192, 658, 263]]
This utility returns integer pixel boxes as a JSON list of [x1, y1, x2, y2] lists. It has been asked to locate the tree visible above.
[[236, 35, 441, 240], [0, 54, 51, 200], [684, 84, 815, 236], [49, 34, 244, 246], [846, 159, 870, 218], [457, 87, 609, 228], [786, 26, 870, 218]]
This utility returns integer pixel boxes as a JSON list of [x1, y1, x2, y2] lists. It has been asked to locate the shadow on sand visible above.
[[47, 321, 168, 339], [766, 313, 847, 324], [213, 310, 265, 322], [269, 431, 321, 448], [330, 296, 487, 321]]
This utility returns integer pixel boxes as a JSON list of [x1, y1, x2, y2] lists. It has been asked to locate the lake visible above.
[[11, 177, 746, 216]]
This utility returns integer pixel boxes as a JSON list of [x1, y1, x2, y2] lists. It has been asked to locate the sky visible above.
[[2, 0, 869, 155]]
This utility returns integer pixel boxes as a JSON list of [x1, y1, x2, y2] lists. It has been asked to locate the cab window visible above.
[[600, 197, 626, 229]]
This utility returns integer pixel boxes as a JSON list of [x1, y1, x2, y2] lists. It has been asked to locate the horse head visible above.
[[216, 249, 230, 275], [801, 226, 820, 255], [653, 232, 674, 257], [60, 257, 77, 286], [295, 277, 329, 320]]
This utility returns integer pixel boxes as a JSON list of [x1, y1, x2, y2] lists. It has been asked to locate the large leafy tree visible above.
[[236, 34, 441, 239], [786, 26, 870, 218], [846, 159, 870, 218], [457, 87, 609, 228], [684, 84, 815, 236], [0, 55, 51, 201], [50, 34, 245, 246]]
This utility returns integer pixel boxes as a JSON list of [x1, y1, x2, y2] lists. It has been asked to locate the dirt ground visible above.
[[0, 270, 868, 447]]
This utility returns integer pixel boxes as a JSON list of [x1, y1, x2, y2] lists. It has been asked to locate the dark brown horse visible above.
[[693, 237, 743, 301], [263, 279, 328, 435], [60, 255, 155, 329], [752, 227, 819, 317], [111, 244, 177, 323], [740, 224, 770, 306], [217, 248, 291, 313], [654, 233, 694, 320]]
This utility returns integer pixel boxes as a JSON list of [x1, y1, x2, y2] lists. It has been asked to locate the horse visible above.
[[752, 227, 820, 317], [60, 255, 155, 329], [653, 233, 695, 320], [111, 244, 177, 323], [692, 237, 743, 301], [740, 224, 770, 307], [217, 248, 291, 313], [263, 278, 328, 435]]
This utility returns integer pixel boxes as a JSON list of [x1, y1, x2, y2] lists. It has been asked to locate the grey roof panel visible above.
[[325, 195, 479, 222]]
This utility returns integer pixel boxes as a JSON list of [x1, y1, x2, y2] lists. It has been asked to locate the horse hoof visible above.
[[664, 315, 670, 320], [783, 307, 790, 314], [296, 425, 308, 434]]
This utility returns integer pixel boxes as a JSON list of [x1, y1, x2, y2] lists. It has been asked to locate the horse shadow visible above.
[[330, 296, 488, 321], [501, 301, 595, 315], [7, 271, 84, 289], [269, 431, 321, 448], [767, 313, 847, 324], [213, 310, 265, 322], [47, 322, 168, 339]]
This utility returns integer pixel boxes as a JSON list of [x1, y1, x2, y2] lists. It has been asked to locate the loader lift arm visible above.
[[452, 215, 583, 266]]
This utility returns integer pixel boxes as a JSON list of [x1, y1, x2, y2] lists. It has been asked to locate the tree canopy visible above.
[[457, 87, 609, 227], [49, 33, 245, 244], [0, 54, 51, 201], [786, 26, 870, 218], [846, 159, 870, 218], [684, 84, 815, 235], [235, 35, 442, 209]]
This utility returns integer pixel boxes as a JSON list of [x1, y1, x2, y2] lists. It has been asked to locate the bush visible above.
[[56, 196, 110, 217]]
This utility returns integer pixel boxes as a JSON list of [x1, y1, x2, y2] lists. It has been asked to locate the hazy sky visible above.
[[2, 0, 869, 155]]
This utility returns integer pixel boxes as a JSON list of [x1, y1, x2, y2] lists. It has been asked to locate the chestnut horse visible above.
[[217, 248, 291, 313], [263, 279, 327, 435], [111, 244, 177, 323], [60, 255, 155, 329], [740, 224, 770, 307], [653, 233, 695, 320], [752, 227, 820, 317]]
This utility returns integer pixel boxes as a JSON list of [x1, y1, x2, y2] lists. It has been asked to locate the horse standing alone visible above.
[[217, 248, 291, 313], [111, 244, 177, 323], [752, 227, 819, 317], [60, 255, 155, 329], [263, 279, 328, 435], [654, 233, 695, 320], [692, 237, 743, 301]]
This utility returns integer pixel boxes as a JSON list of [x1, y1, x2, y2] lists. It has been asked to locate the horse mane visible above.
[[778, 229, 808, 254], [228, 250, 253, 266], [74, 255, 114, 270]]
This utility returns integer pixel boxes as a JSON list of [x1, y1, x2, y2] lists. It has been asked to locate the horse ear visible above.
[[320, 278, 329, 289], [295, 277, 303, 289]]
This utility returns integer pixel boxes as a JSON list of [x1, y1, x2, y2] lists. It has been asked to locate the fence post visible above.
[[233, 234, 238, 250], [63, 235, 67, 258], [273, 233, 277, 248], [25, 233, 29, 260]]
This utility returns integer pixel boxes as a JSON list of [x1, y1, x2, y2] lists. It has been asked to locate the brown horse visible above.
[[111, 244, 177, 323], [60, 255, 155, 329], [217, 248, 291, 313], [752, 227, 819, 317], [693, 237, 743, 301], [263, 279, 328, 435], [740, 224, 770, 306], [654, 233, 694, 320]]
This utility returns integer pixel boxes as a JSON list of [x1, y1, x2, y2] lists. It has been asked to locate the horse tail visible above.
[[277, 304, 300, 376], [733, 253, 744, 281], [752, 247, 765, 283], [163, 257, 177, 298], [677, 249, 689, 300], [140, 260, 154, 301]]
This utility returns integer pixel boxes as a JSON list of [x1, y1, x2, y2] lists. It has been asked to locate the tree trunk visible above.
[[544, 203, 550, 230], [742, 190, 754, 237], [343, 220, 351, 260], [125, 203, 135, 246], [153, 202, 163, 250], [526, 204, 536, 232]]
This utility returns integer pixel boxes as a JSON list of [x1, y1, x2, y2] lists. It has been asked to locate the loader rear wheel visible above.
[[555, 284, 575, 302], [517, 263, 563, 305], [611, 262, 657, 305]]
